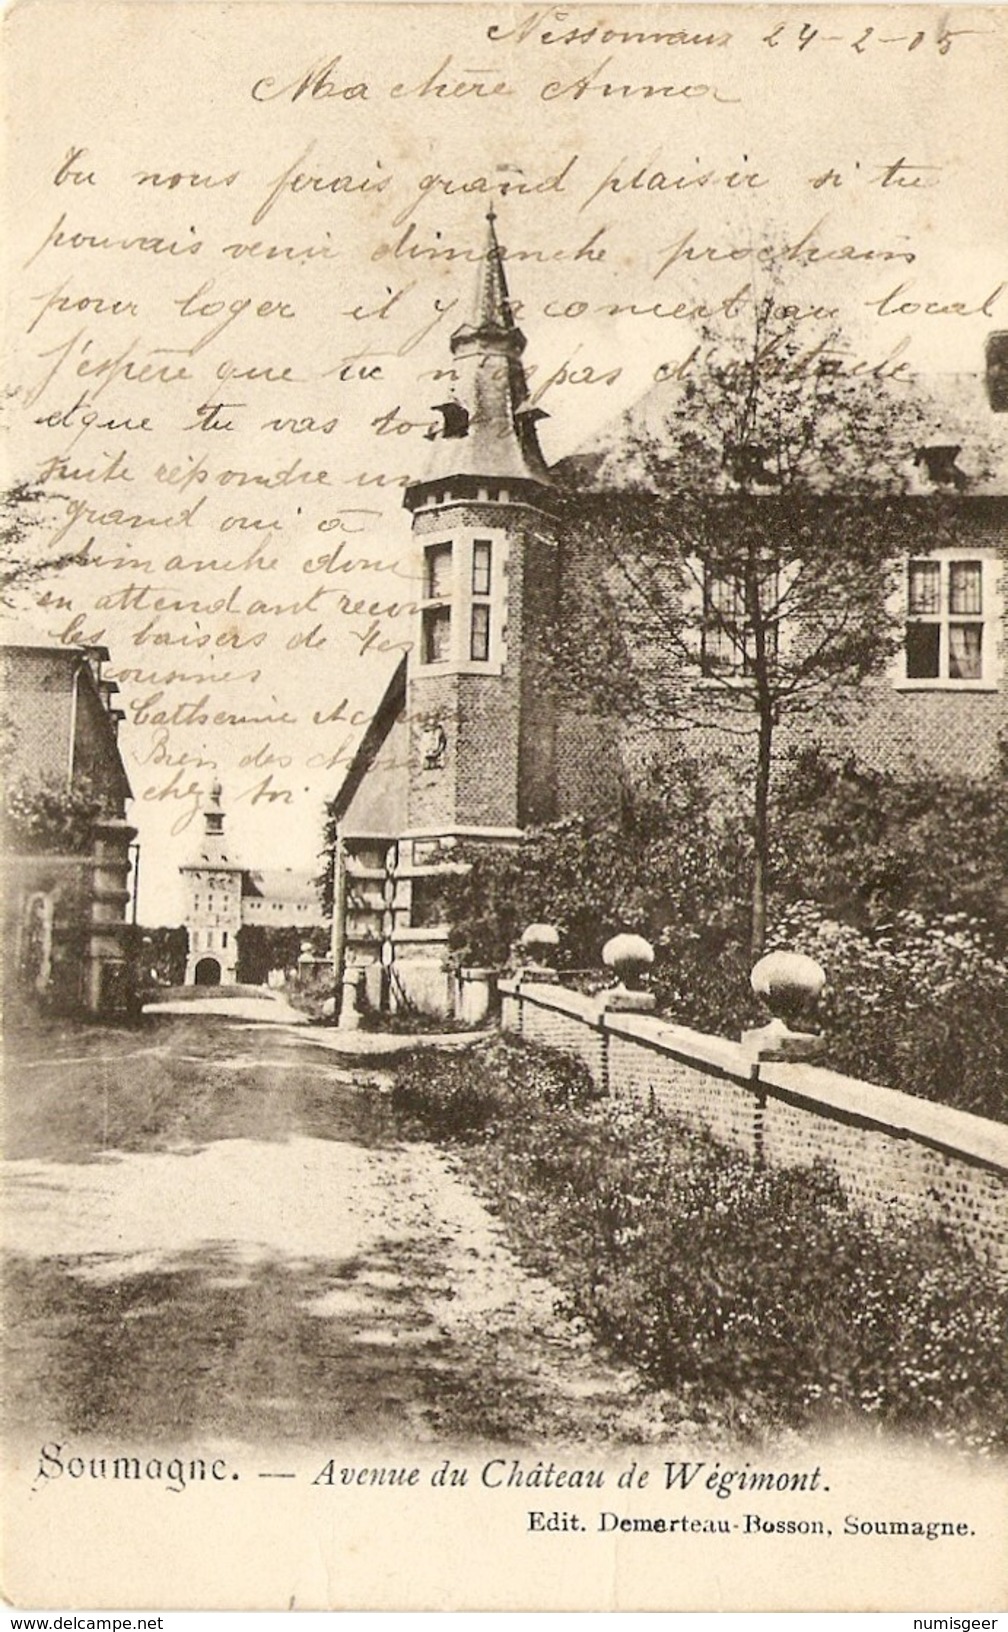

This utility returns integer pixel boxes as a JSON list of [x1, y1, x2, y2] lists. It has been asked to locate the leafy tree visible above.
[[317, 807, 339, 920], [771, 739, 1008, 943], [1, 480, 79, 611], [566, 290, 954, 957], [236, 923, 328, 985]]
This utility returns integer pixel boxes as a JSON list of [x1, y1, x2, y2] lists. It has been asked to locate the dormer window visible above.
[[913, 445, 967, 490], [430, 401, 470, 440]]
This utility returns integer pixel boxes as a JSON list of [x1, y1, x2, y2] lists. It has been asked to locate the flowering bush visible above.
[[433, 742, 1006, 1120], [392, 1037, 1008, 1448], [391, 1037, 597, 1140], [767, 903, 1007, 1121]]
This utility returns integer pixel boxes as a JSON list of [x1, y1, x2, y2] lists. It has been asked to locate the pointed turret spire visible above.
[[405, 209, 553, 508], [461, 206, 520, 345], [449, 208, 526, 369]]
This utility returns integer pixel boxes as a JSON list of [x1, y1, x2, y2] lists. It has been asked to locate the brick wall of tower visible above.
[[555, 710, 624, 820], [406, 673, 463, 831], [454, 676, 522, 826], [406, 500, 560, 832], [516, 523, 560, 825]]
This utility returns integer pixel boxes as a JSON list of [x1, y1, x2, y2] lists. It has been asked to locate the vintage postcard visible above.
[[2, 0, 1006, 1612]]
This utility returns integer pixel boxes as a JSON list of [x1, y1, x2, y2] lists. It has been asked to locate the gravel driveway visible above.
[[3, 1012, 676, 1446]]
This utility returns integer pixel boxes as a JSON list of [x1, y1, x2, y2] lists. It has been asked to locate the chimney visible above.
[[986, 332, 1008, 412]]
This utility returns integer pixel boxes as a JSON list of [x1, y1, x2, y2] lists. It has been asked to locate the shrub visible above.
[[399, 739, 1007, 1120], [768, 903, 1008, 1121], [2, 775, 103, 854], [391, 1037, 1008, 1448], [442, 804, 744, 974], [651, 926, 761, 1036], [391, 1037, 596, 1140], [771, 742, 1008, 946]]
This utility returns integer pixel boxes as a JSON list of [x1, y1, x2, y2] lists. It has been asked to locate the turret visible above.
[[401, 211, 561, 840], [404, 208, 555, 511]]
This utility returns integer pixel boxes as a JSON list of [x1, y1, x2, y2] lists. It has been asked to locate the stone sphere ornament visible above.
[[520, 923, 560, 964], [744, 950, 827, 1060], [599, 933, 657, 1012], [602, 933, 655, 991], [750, 951, 826, 1023], [517, 923, 561, 983]]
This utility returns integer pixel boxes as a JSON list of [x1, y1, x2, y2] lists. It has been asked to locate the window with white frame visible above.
[[470, 539, 493, 661], [701, 563, 779, 678], [418, 533, 504, 671], [421, 541, 453, 665], [904, 557, 989, 683]]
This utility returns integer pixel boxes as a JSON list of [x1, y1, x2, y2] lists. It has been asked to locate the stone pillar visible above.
[[338, 963, 365, 1030], [329, 829, 347, 1022], [87, 816, 137, 1014], [455, 966, 495, 1025]]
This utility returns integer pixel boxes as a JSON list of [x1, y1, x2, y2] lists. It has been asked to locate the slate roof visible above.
[[562, 366, 1008, 498], [405, 211, 553, 503], [242, 868, 320, 902]]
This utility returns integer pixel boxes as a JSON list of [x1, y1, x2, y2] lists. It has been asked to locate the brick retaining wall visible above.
[[499, 978, 1008, 1270], [510, 978, 607, 1081]]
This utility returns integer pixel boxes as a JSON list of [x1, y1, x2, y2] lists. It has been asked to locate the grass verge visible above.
[[390, 1034, 1008, 1450]]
